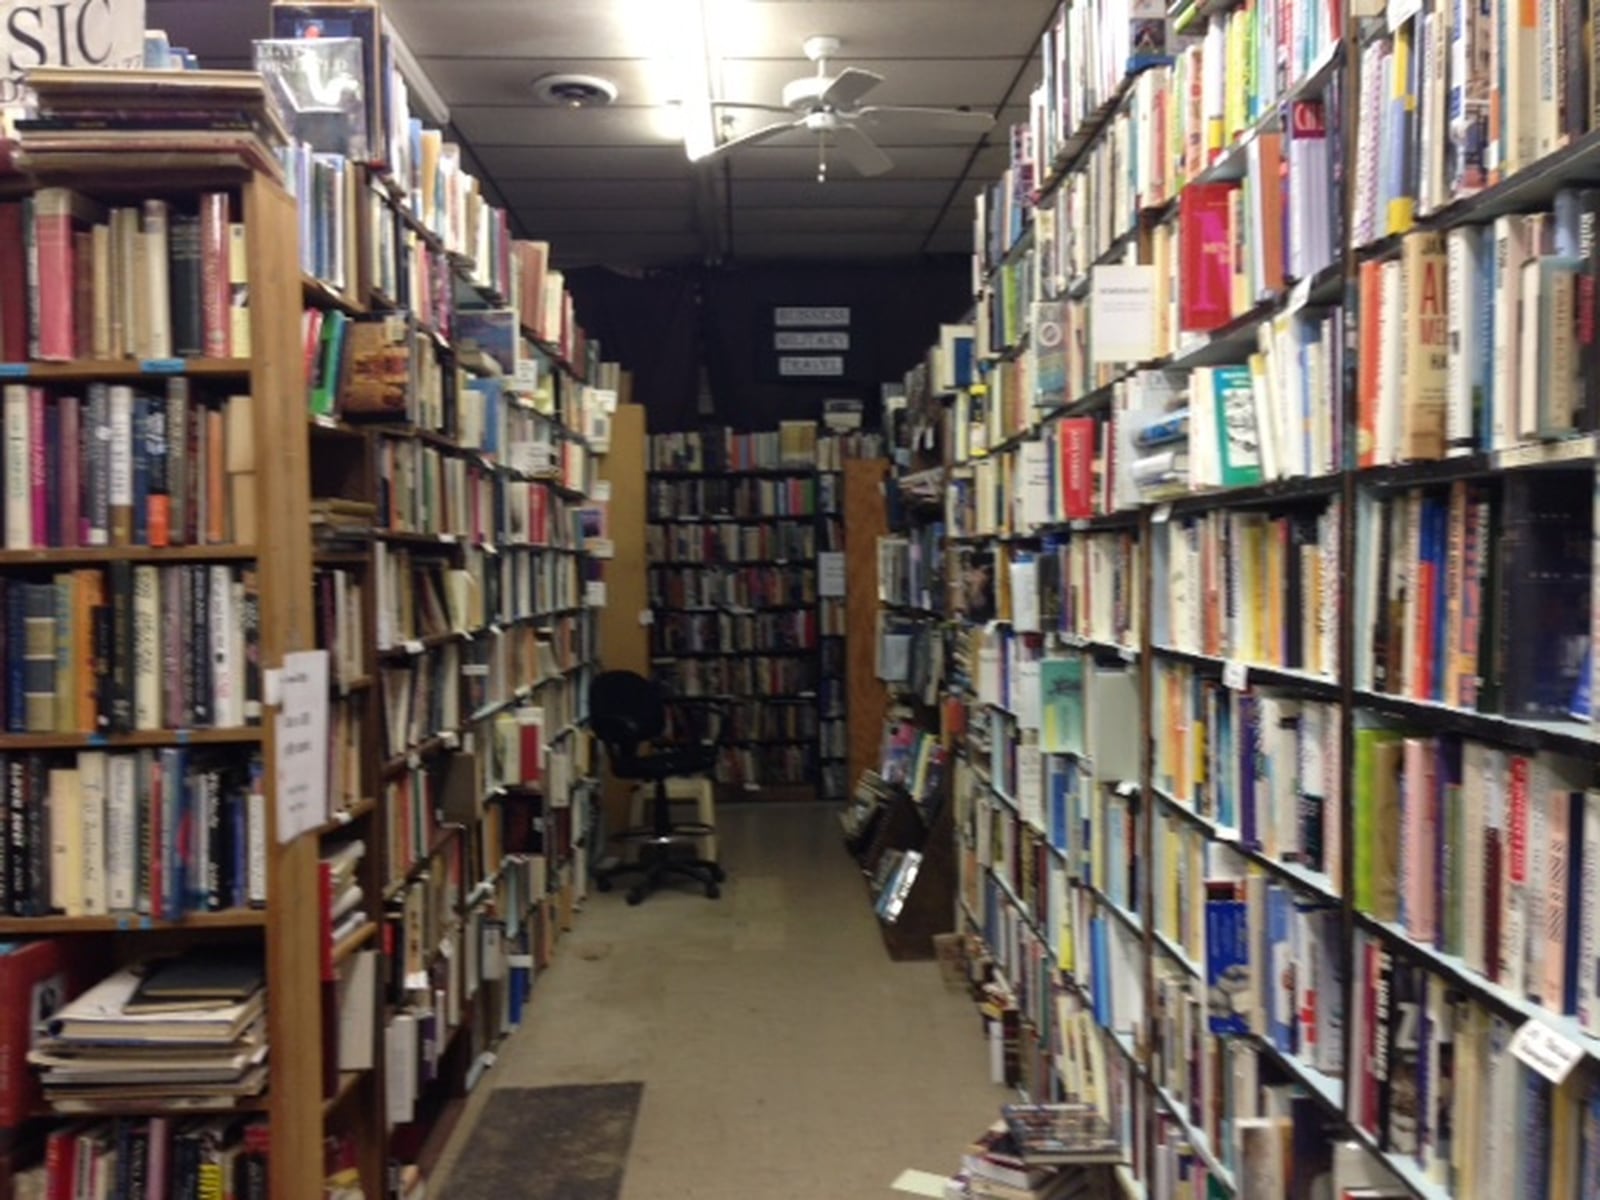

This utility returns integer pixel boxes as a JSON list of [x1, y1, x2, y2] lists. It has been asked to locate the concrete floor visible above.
[[434, 802, 1010, 1199]]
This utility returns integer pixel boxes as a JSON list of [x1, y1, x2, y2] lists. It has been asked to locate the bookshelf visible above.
[[0, 150, 323, 1198], [884, 0, 1600, 1195], [294, 126, 615, 1194], [644, 424, 833, 798]]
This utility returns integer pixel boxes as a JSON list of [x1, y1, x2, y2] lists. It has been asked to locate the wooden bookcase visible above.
[[0, 158, 324, 1200]]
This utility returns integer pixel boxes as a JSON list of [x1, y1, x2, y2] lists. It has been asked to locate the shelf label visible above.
[[0, 364, 26, 378], [1510, 1019, 1585, 1085], [139, 358, 185, 374], [404, 640, 425, 656], [1223, 660, 1250, 691], [1116, 780, 1139, 797], [1070, 519, 1089, 532], [1288, 277, 1313, 313], [439, 532, 458, 544], [1152, 503, 1173, 525], [1119, 645, 1138, 663]]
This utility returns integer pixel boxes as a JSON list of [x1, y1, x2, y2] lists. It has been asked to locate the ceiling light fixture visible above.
[[676, 0, 718, 162], [530, 74, 619, 109]]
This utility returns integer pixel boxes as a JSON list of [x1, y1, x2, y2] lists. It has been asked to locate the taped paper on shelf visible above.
[[274, 650, 329, 843]]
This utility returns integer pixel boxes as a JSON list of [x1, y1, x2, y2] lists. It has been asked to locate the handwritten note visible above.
[[275, 650, 329, 843]]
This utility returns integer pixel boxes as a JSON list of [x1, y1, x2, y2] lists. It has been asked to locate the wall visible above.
[[566, 259, 971, 432]]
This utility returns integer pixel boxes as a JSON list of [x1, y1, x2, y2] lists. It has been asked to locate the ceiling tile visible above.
[[477, 145, 694, 180], [716, 142, 1005, 181], [418, 55, 1020, 110], [381, 0, 1052, 62], [730, 207, 946, 234], [513, 207, 698, 235], [726, 178, 967, 207], [725, 230, 935, 259], [496, 179, 697, 209], [454, 104, 681, 148]]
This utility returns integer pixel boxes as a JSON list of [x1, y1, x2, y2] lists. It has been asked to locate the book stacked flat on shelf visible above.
[[31, 953, 268, 1113], [15, 68, 290, 181]]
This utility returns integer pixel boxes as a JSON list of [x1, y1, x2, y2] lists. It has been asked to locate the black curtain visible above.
[[566, 259, 971, 433]]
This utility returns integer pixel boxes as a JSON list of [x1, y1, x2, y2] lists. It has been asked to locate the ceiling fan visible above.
[[701, 35, 996, 179]]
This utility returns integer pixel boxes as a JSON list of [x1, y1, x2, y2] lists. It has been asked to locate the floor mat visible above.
[[439, 1083, 644, 1199]]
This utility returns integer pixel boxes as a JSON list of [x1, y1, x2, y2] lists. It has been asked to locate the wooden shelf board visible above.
[[0, 908, 267, 934], [332, 921, 379, 966], [0, 358, 252, 381], [0, 728, 263, 751], [0, 545, 257, 565]]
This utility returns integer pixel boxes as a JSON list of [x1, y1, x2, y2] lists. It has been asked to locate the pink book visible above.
[[1403, 738, 1435, 942], [199, 192, 231, 358], [1058, 418, 1096, 519], [58, 394, 79, 550], [27, 388, 45, 547], [1502, 755, 1531, 992], [1544, 786, 1573, 1010], [146, 1115, 170, 1197]]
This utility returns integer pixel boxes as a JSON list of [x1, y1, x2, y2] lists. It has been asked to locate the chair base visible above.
[[595, 845, 725, 904]]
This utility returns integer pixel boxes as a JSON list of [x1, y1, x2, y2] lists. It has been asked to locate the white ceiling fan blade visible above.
[[834, 124, 893, 177], [709, 101, 797, 115], [698, 119, 804, 161], [820, 67, 884, 110], [857, 105, 996, 134]]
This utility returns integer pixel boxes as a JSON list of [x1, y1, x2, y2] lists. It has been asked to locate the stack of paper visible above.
[[29, 955, 268, 1113]]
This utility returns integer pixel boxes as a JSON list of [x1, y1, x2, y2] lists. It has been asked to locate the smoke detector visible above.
[[531, 74, 618, 108]]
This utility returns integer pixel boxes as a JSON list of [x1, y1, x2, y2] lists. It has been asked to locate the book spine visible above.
[[33, 194, 74, 361], [3, 385, 28, 550], [199, 193, 230, 358], [229, 222, 251, 357], [141, 200, 171, 360], [168, 213, 202, 358], [57, 394, 79, 551]]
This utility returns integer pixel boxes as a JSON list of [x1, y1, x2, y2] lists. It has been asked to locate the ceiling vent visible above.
[[531, 74, 619, 108]]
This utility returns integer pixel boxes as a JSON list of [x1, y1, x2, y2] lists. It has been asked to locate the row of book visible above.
[[651, 657, 818, 700], [647, 423, 820, 472], [644, 521, 819, 565], [712, 744, 819, 788], [0, 191, 250, 365], [4, 385, 254, 551], [1151, 666, 1343, 881], [1358, 215, 1600, 467], [649, 611, 820, 656], [1151, 501, 1341, 677], [876, 527, 945, 612], [646, 476, 822, 520], [1036, 531, 1142, 650], [1354, 472, 1587, 722], [1352, 729, 1600, 1030], [647, 565, 818, 610], [3, 565, 260, 736], [0, 750, 266, 919]]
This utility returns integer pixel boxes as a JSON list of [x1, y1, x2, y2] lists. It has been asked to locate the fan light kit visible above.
[[691, 34, 995, 179]]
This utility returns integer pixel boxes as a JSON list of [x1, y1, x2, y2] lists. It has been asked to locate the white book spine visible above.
[[247, 781, 267, 905], [3, 385, 29, 549], [133, 566, 160, 729], [210, 565, 236, 727], [76, 752, 106, 916], [1446, 228, 1478, 454], [106, 753, 136, 914], [141, 201, 171, 360], [108, 385, 133, 533], [1490, 218, 1522, 450], [1579, 790, 1600, 1032]]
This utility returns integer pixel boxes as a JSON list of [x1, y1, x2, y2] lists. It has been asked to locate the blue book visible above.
[[1205, 886, 1251, 1035], [1240, 694, 1260, 850], [1090, 917, 1111, 1027], [1266, 885, 1293, 1052], [1048, 757, 1069, 854], [5, 582, 22, 733]]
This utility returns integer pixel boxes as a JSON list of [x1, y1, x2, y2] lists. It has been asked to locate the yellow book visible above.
[[1387, 22, 1417, 234]]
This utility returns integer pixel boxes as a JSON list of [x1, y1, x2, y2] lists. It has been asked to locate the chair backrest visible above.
[[588, 671, 666, 768]]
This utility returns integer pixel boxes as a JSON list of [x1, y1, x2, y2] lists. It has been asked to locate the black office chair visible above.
[[588, 670, 726, 905]]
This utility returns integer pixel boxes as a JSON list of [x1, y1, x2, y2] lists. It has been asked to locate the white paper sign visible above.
[[1223, 660, 1250, 691], [819, 551, 846, 598], [275, 650, 329, 843], [1090, 265, 1160, 364], [1010, 559, 1040, 634], [1509, 1018, 1586, 1084], [592, 479, 613, 503], [585, 580, 607, 607], [1, 0, 146, 110]]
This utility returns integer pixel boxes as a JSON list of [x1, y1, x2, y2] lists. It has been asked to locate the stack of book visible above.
[[30, 953, 268, 1114], [950, 1107, 1122, 1199], [15, 67, 290, 181]]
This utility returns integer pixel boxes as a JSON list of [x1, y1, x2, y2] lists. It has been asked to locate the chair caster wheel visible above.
[[596, 876, 613, 893], [710, 865, 726, 883], [626, 888, 646, 906], [705, 882, 721, 899]]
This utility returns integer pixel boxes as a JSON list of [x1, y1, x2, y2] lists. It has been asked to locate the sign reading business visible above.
[[767, 304, 868, 383]]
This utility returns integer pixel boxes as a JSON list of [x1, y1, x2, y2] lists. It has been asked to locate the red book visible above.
[[0, 202, 24, 362], [318, 861, 334, 981], [27, 388, 44, 547], [58, 394, 79, 550], [45, 1123, 78, 1200], [1178, 183, 1238, 332], [1057, 417, 1096, 519], [0, 941, 91, 1130], [31, 189, 102, 361], [518, 709, 543, 785], [199, 193, 231, 358], [71, 230, 92, 361]]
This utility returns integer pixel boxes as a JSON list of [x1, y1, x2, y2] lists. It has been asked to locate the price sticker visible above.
[[1509, 1019, 1586, 1085]]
